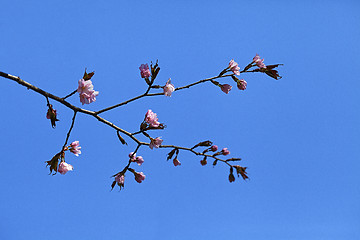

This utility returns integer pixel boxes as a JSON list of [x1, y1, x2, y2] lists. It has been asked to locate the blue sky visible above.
[[0, 1, 359, 239]]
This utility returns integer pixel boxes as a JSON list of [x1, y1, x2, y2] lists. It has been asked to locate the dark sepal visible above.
[[225, 158, 242, 162], [264, 64, 283, 80], [83, 68, 95, 81], [234, 165, 249, 180], [47, 104, 59, 128], [45, 152, 61, 175], [116, 131, 127, 145], [191, 140, 213, 150], [167, 148, 178, 161], [228, 167, 235, 183], [150, 60, 160, 83]]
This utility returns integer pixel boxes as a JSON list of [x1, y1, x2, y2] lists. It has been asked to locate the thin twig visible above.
[[62, 110, 77, 151]]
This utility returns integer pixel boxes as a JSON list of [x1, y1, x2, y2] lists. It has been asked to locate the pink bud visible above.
[[210, 145, 218, 152], [134, 172, 146, 183], [139, 64, 151, 78], [237, 79, 247, 90], [221, 148, 230, 156], [163, 78, 175, 97], [173, 158, 181, 166], [220, 84, 232, 94], [58, 162, 74, 175]]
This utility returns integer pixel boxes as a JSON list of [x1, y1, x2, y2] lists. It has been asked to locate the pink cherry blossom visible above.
[[163, 78, 175, 97], [237, 79, 247, 90], [229, 59, 240, 75], [221, 148, 230, 155], [173, 158, 181, 166], [221, 84, 232, 94], [145, 109, 160, 128], [139, 64, 151, 78], [135, 156, 144, 166], [134, 172, 146, 183], [115, 174, 125, 185], [149, 137, 163, 149], [253, 54, 266, 69], [69, 141, 81, 156], [77, 79, 99, 105], [58, 162, 73, 175], [210, 145, 218, 152]]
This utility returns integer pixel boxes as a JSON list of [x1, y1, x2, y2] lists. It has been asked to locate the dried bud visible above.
[[150, 60, 160, 82], [173, 158, 181, 166], [45, 152, 61, 175], [200, 157, 207, 166], [234, 165, 249, 180], [264, 64, 283, 80], [228, 172, 235, 183], [46, 104, 59, 128]]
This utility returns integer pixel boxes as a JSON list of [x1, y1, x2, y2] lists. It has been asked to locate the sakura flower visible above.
[[58, 162, 73, 175], [253, 54, 266, 69], [135, 156, 144, 166], [77, 79, 99, 105], [69, 141, 81, 156], [134, 172, 146, 183], [229, 59, 240, 75], [149, 137, 163, 149], [145, 109, 160, 128], [237, 79, 247, 90], [220, 84, 232, 94], [163, 78, 175, 97], [221, 148, 230, 155], [139, 64, 151, 78]]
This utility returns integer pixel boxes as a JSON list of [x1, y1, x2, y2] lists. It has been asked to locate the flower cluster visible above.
[[77, 79, 99, 105]]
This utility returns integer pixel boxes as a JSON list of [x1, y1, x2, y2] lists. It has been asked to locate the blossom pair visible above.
[[139, 63, 175, 96], [128, 152, 144, 166], [220, 79, 247, 94]]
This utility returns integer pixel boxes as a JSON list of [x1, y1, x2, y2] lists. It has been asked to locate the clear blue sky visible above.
[[1, 1, 359, 239]]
